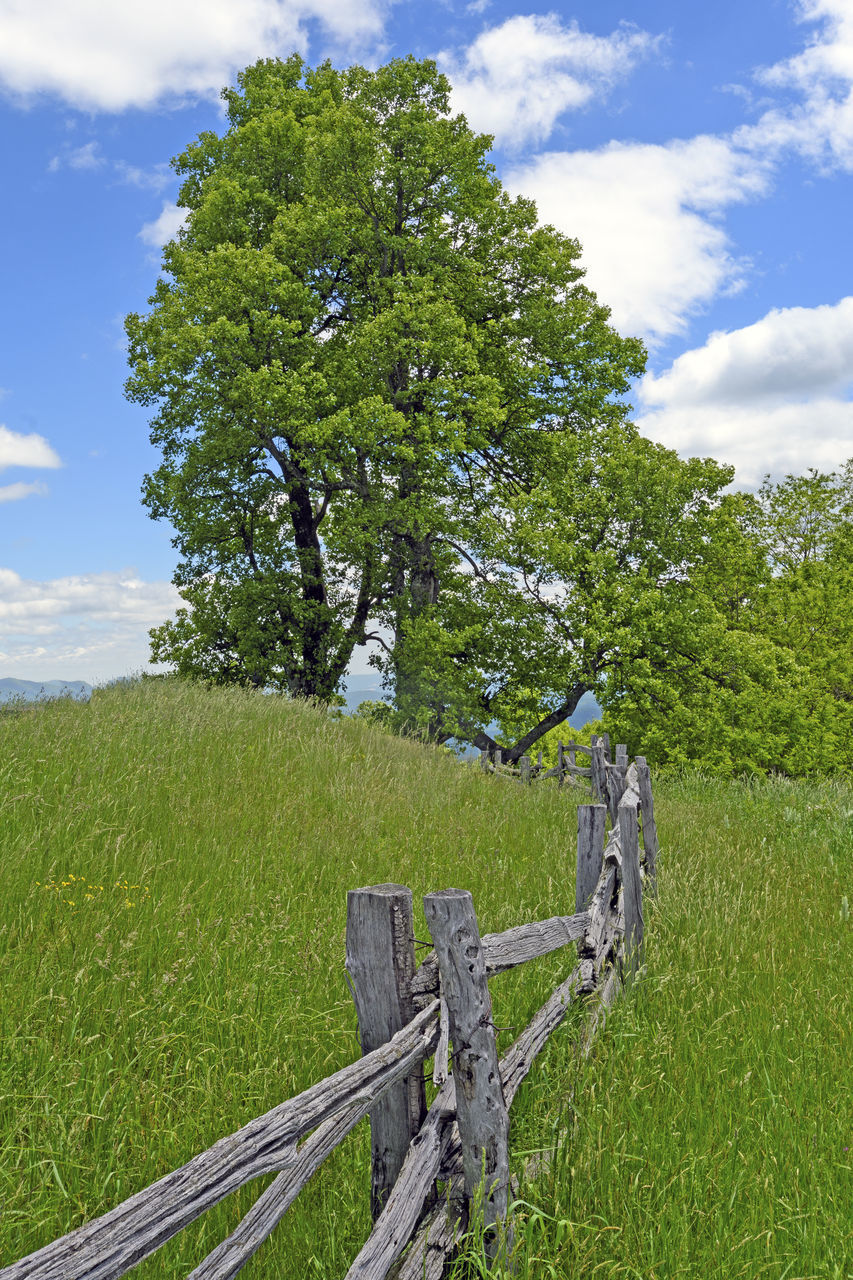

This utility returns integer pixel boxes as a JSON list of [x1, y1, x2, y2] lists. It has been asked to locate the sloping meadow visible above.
[[0, 679, 849, 1277]]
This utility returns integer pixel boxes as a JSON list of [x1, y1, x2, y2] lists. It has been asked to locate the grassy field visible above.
[[0, 678, 850, 1278]]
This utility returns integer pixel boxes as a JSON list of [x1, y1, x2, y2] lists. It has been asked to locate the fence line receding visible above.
[[1, 737, 659, 1280]]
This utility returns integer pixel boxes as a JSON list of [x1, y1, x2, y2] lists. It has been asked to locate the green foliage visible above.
[[600, 464, 853, 776], [126, 54, 643, 714]]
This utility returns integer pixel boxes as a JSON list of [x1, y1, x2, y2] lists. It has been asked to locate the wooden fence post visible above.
[[576, 804, 607, 913], [635, 756, 659, 894], [423, 889, 512, 1267], [346, 884, 426, 1219], [618, 807, 644, 978], [590, 739, 607, 806], [557, 741, 565, 786], [520, 755, 532, 785]]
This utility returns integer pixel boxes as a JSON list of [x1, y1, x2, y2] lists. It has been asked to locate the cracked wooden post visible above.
[[557, 741, 565, 787], [635, 756, 659, 894], [423, 889, 512, 1268], [576, 804, 607, 913], [519, 755, 532, 785], [346, 884, 426, 1219], [590, 739, 607, 806], [618, 805, 644, 979]]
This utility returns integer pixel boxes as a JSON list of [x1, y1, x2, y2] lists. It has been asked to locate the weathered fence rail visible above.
[[1, 738, 658, 1280]]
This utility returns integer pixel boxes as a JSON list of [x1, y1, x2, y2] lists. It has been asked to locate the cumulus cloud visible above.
[[440, 15, 661, 148], [139, 202, 187, 247], [0, 424, 62, 472], [636, 297, 853, 484], [0, 568, 182, 683], [0, 0, 392, 112], [0, 480, 48, 503], [501, 2, 853, 342], [743, 0, 853, 169], [506, 136, 771, 342]]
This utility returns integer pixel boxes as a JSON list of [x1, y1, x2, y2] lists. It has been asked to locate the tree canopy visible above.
[[126, 53, 850, 774], [126, 54, 645, 742]]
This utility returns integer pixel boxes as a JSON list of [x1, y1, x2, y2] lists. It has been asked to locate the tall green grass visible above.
[[1, 680, 850, 1277]]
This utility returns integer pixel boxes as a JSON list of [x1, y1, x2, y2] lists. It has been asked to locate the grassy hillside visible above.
[[0, 679, 850, 1278]]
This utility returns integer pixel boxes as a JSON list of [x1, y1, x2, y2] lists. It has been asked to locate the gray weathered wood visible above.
[[346, 885, 426, 1219], [433, 997, 450, 1087], [590, 740, 607, 805], [423, 890, 510, 1264], [188, 1096, 374, 1280], [619, 760, 640, 811], [618, 804, 644, 977], [371, 961, 587, 1280], [580, 964, 621, 1058], [579, 865, 617, 964], [410, 911, 588, 1007], [635, 756, 659, 893], [568, 742, 592, 757], [1, 1001, 440, 1280], [606, 749, 629, 814], [519, 755, 532, 784], [576, 804, 606, 913], [394, 1187, 465, 1280], [344, 1076, 458, 1280], [600, 731, 611, 763]]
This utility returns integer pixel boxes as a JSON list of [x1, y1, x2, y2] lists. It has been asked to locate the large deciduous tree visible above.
[[125, 54, 645, 720]]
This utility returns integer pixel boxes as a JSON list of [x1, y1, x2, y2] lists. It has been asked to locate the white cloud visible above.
[[643, 296, 853, 405], [737, 0, 853, 169], [638, 398, 853, 487], [48, 140, 105, 172], [139, 202, 187, 247], [506, 136, 771, 342], [0, 480, 48, 503], [440, 15, 661, 148], [636, 297, 853, 484], [0, 0, 392, 112], [0, 568, 182, 683], [501, 2, 853, 343], [0, 424, 62, 472]]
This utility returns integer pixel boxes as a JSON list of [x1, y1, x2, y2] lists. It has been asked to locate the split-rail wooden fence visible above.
[[1, 738, 659, 1280]]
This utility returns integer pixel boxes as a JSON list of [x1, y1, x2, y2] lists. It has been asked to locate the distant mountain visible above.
[[568, 691, 602, 728], [0, 678, 93, 703], [340, 675, 386, 714]]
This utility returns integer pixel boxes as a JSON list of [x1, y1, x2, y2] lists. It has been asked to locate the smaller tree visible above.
[[601, 461, 853, 775], [367, 420, 739, 759]]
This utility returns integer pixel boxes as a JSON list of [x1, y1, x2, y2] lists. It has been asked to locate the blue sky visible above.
[[1, 0, 851, 683]]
